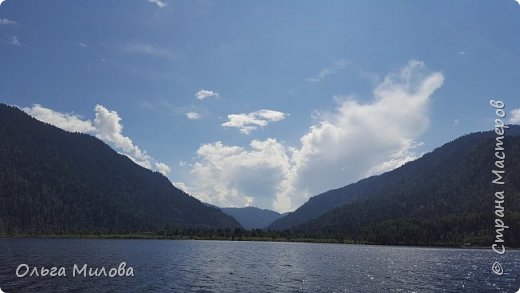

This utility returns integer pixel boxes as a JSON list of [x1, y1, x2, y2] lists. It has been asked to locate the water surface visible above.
[[0, 239, 517, 292]]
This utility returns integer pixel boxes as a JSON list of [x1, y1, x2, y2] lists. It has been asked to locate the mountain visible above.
[[268, 176, 382, 230], [269, 127, 520, 246], [220, 207, 284, 229], [0, 104, 241, 234]]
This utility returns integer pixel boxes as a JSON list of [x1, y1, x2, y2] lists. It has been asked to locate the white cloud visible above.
[[22, 104, 96, 133], [195, 89, 219, 100], [22, 104, 171, 176], [510, 108, 520, 124], [186, 111, 201, 120], [0, 18, 17, 25], [256, 109, 287, 121], [148, 0, 167, 8], [121, 43, 175, 61], [188, 60, 444, 212], [9, 35, 20, 46], [188, 139, 291, 209], [93, 105, 154, 169], [222, 109, 288, 135], [277, 60, 444, 210], [155, 162, 171, 176], [307, 60, 349, 82], [174, 181, 189, 193]]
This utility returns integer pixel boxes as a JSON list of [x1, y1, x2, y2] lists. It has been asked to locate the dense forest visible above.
[[271, 127, 520, 247], [2, 102, 519, 247], [0, 104, 241, 235]]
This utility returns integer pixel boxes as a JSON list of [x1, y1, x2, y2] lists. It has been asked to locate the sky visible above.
[[1, 0, 520, 212]]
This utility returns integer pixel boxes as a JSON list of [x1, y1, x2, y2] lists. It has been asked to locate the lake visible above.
[[0, 238, 517, 292]]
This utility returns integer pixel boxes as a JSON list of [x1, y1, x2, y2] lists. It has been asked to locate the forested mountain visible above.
[[268, 176, 383, 230], [0, 104, 241, 234], [220, 207, 284, 229], [270, 126, 520, 246]]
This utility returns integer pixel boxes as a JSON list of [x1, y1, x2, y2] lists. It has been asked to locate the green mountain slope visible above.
[[297, 128, 520, 246], [271, 127, 520, 246], [0, 104, 241, 234]]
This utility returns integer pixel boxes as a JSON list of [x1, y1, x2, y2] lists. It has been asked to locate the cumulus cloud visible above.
[[93, 105, 156, 170], [195, 89, 219, 100], [23, 104, 171, 176], [173, 181, 189, 193], [0, 18, 17, 25], [186, 111, 201, 120], [148, 0, 167, 8], [188, 139, 291, 208], [222, 109, 288, 135], [22, 104, 96, 133], [155, 162, 171, 176], [188, 60, 444, 212], [274, 60, 444, 211], [307, 60, 349, 82], [510, 108, 520, 125]]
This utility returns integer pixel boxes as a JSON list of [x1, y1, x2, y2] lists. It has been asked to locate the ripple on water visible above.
[[0, 239, 519, 292]]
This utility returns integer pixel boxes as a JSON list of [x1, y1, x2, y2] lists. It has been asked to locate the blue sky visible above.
[[1, 0, 520, 212]]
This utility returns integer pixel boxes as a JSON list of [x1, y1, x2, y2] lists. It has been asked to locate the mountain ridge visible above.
[[0, 104, 241, 234], [269, 126, 520, 235], [220, 207, 284, 229]]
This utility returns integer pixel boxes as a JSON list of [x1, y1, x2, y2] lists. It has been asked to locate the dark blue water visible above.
[[0, 238, 518, 292]]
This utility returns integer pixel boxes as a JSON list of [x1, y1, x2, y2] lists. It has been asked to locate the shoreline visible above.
[[0, 234, 512, 250]]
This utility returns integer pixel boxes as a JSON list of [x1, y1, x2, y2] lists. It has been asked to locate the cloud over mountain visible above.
[[187, 60, 444, 212], [23, 104, 171, 176]]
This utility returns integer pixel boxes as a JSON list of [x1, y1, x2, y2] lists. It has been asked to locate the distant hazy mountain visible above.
[[270, 127, 520, 246], [220, 207, 284, 229], [0, 104, 241, 234]]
